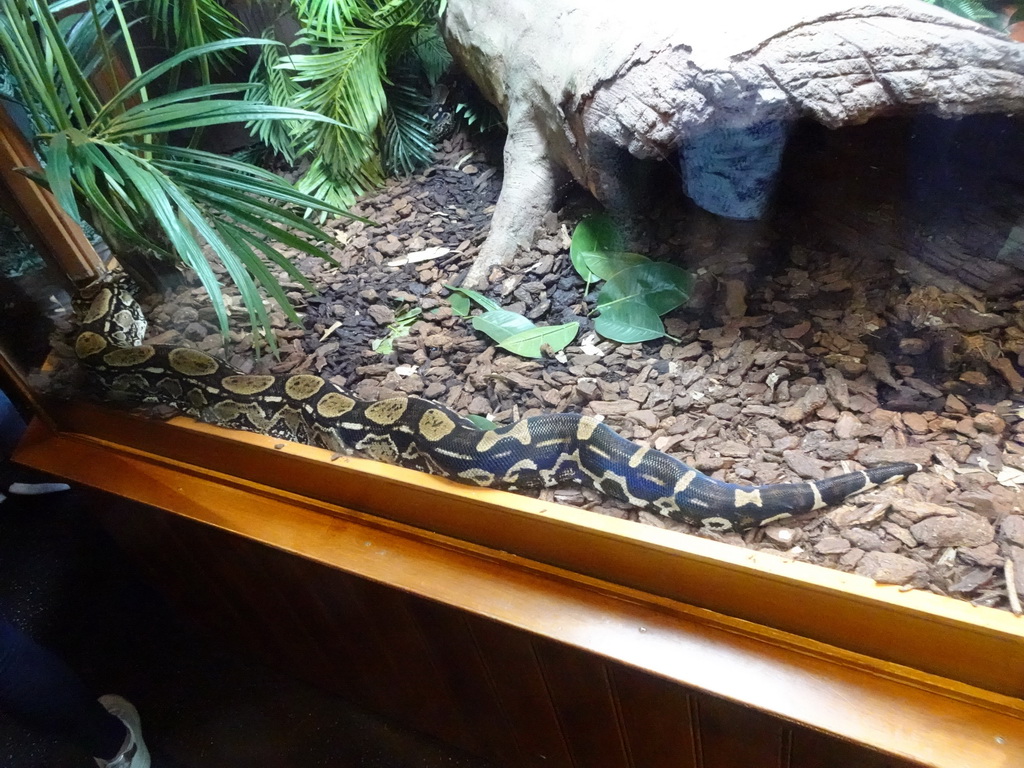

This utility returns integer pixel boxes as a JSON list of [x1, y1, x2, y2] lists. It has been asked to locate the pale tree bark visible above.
[[442, 0, 1024, 288]]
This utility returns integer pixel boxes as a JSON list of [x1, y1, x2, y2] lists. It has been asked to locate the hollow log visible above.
[[441, 0, 1024, 288]]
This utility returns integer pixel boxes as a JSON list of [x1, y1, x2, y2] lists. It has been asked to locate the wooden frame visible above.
[[37, 400, 1024, 699], [0, 106, 103, 287], [13, 413, 1024, 768]]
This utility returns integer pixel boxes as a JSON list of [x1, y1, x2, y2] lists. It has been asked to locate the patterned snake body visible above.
[[75, 282, 921, 531]]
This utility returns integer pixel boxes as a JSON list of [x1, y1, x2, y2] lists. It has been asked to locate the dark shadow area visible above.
[[0, 403, 495, 767]]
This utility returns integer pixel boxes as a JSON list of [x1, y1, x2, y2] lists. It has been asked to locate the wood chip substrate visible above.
[[74, 132, 1024, 613]]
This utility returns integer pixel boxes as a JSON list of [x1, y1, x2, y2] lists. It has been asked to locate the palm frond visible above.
[[282, 0, 443, 203], [295, 153, 382, 212], [0, 0, 100, 127], [92, 37, 279, 125], [57, 0, 121, 82], [408, 24, 450, 86], [0, 0, 354, 343], [920, 0, 1005, 29], [292, 0, 367, 41], [246, 30, 304, 161], [284, 27, 389, 196], [296, 0, 440, 41], [381, 75, 435, 175], [142, 0, 242, 71]]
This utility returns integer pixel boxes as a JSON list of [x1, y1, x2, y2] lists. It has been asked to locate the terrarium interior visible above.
[[2, 0, 1024, 615]]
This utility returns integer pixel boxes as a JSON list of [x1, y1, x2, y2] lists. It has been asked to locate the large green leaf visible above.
[[570, 214, 624, 281], [465, 414, 498, 430], [597, 262, 692, 316], [593, 303, 664, 344], [471, 309, 536, 343], [445, 285, 502, 312], [449, 293, 470, 317], [581, 250, 651, 281], [498, 323, 579, 359], [585, 259, 692, 343]]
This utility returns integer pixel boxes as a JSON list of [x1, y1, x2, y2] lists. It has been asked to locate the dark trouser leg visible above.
[[679, 118, 791, 317], [0, 614, 125, 759], [680, 117, 790, 221]]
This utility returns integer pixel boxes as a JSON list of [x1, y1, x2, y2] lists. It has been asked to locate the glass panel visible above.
[[0, 207, 68, 374], [3, 1, 1024, 655]]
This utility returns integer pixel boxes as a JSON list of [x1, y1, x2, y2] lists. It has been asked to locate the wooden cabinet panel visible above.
[[25, 438, 995, 768], [334, 578, 471, 751], [692, 695, 786, 768], [99, 503, 266, 661], [533, 638, 632, 768], [292, 560, 408, 714], [218, 540, 351, 691], [611, 664, 697, 768], [85, 493, 956, 768], [466, 616, 576, 768], [788, 724, 918, 768], [405, 600, 522, 764]]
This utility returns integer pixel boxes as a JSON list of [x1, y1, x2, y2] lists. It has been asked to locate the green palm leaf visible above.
[[381, 76, 435, 175], [919, 0, 1005, 29], [0, 0, 99, 127], [293, 0, 365, 41], [42, 131, 80, 219], [408, 24, 450, 86], [105, 100, 338, 139], [280, 0, 444, 205], [142, 0, 242, 71], [0, 0, 356, 344], [92, 37, 281, 124], [246, 31, 305, 161]]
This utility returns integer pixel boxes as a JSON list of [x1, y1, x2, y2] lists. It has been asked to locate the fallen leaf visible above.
[[386, 246, 450, 267], [319, 321, 342, 342]]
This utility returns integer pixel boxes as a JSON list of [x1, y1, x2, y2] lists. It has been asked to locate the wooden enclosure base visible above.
[[13, 415, 1024, 768]]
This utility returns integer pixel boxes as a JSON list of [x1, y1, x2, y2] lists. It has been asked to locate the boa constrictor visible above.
[[74, 280, 921, 532]]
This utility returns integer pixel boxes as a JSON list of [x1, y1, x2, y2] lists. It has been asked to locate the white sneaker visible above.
[[94, 695, 151, 768]]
